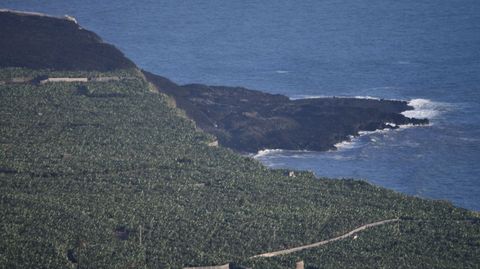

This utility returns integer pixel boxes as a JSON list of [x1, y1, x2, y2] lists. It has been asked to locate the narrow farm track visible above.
[[251, 218, 401, 258]]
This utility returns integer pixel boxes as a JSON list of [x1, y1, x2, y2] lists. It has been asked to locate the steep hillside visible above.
[[0, 10, 135, 71]]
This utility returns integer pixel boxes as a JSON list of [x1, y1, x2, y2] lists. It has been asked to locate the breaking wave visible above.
[[333, 135, 358, 150], [289, 95, 384, 101], [253, 149, 314, 159], [401, 98, 448, 119], [333, 121, 429, 152], [256, 98, 447, 154], [253, 149, 285, 158]]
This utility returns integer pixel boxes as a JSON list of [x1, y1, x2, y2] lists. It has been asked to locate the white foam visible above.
[[358, 128, 391, 136], [253, 149, 284, 158], [397, 123, 418, 129], [334, 122, 425, 151], [401, 98, 447, 119], [289, 95, 328, 100], [255, 119, 428, 156], [275, 70, 289, 74], [333, 140, 356, 150], [289, 95, 383, 101], [333, 135, 358, 150], [253, 149, 315, 159]]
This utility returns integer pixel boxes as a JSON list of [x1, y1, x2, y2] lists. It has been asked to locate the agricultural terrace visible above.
[[0, 68, 478, 268]]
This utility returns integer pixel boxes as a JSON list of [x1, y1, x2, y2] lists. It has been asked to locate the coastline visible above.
[[254, 97, 432, 158], [145, 71, 429, 154], [0, 8, 429, 155], [1, 8, 479, 268], [0, 8, 78, 23]]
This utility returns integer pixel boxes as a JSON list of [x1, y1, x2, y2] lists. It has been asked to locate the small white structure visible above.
[[208, 140, 219, 147], [40, 77, 88, 84]]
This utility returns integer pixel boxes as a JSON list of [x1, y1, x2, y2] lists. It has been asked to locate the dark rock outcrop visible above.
[[0, 10, 135, 71], [144, 71, 428, 153]]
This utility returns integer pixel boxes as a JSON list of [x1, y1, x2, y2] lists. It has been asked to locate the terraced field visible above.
[[0, 68, 478, 268]]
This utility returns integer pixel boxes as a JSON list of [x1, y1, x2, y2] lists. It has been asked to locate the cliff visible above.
[[0, 9, 135, 71]]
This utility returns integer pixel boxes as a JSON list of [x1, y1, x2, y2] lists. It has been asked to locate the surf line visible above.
[[251, 218, 400, 258]]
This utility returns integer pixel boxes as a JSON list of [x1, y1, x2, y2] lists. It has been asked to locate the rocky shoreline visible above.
[[144, 71, 428, 153]]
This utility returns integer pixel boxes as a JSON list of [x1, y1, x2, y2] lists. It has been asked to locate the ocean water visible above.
[[2, 0, 480, 210]]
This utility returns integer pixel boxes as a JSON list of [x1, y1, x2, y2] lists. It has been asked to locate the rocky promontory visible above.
[[144, 71, 428, 153]]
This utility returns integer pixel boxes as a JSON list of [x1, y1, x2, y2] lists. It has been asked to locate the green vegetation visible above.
[[246, 217, 480, 268], [0, 68, 478, 268]]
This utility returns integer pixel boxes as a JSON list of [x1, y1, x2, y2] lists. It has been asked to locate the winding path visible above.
[[251, 218, 400, 258]]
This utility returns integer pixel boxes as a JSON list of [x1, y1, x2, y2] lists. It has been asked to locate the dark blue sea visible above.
[[3, 0, 480, 210]]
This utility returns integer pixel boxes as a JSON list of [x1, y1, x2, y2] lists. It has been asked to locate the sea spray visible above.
[[402, 98, 449, 119]]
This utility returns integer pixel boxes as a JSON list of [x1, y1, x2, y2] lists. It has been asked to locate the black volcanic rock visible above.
[[0, 10, 135, 71], [144, 71, 428, 153]]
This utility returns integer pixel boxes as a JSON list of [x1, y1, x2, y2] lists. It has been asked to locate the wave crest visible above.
[[289, 95, 383, 101], [254, 149, 284, 158], [401, 98, 448, 119]]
